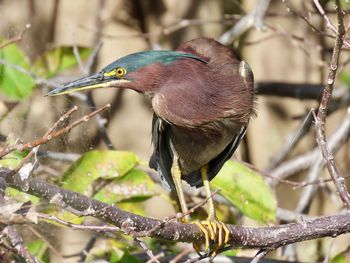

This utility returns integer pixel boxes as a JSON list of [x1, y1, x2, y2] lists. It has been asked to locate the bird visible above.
[[47, 37, 255, 256]]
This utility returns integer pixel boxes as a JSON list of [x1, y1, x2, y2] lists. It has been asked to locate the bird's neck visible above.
[[126, 62, 169, 96]]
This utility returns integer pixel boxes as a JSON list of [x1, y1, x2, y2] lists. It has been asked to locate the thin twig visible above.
[[219, 0, 271, 44], [313, 0, 350, 48], [79, 235, 98, 262], [268, 105, 350, 186], [71, 40, 115, 150], [72, 33, 86, 75], [135, 238, 162, 263], [38, 213, 121, 232], [27, 226, 64, 263], [127, 189, 220, 238], [314, 1, 350, 209], [0, 104, 110, 158], [250, 249, 270, 263], [13, 106, 78, 173], [266, 110, 314, 171], [169, 247, 192, 263], [0, 59, 60, 88], [0, 24, 31, 49]]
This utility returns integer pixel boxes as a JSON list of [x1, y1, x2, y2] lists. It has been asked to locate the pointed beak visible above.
[[46, 73, 130, 96]]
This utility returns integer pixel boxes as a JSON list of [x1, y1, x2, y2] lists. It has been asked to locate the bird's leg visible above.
[[202, 165, 216, 220], [192, 165, 230, 258], [171, 161, 190, 222]]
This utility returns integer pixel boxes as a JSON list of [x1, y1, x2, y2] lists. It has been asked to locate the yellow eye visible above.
[[116, 68, 126, 77]]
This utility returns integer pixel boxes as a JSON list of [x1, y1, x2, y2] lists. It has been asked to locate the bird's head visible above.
[[47, 50, 206, 97]]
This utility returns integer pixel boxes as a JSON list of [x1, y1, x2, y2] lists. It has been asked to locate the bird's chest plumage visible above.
[[151, 61, 236, 126]]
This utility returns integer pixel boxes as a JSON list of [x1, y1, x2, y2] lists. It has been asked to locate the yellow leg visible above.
[[192, 165, 230, 258], [171, 162, 190, 222], [201, 165, 216, 219]]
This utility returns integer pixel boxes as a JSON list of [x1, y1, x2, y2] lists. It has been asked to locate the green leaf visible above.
[[5, 188, 39, 204], [340, 71, 350, 89], [86, 239, 140, 263], [94, 169, 156, 204], [211, 160, 276, 223], [332, 247, 350, 263], [27, 240, 49, 263], [32, 46, 92, 78], [109, 248, 141, 263], [0, 42, 35, 100], [61, 150, 139, 194], [0, 149, 29, 169]]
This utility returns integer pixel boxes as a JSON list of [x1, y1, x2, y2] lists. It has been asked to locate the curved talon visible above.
[[222, 222, 230, 244], [192, 221, 210, 252], [202, 220, 215, 240], [191, 219, 231, 258], [217, 222, 223, 247]]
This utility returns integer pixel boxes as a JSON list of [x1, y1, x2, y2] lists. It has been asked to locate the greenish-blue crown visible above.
[[101, 50, 206, 74]]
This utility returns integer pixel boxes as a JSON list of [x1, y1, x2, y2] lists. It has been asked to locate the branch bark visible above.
[[2, 168, 350, 251], [314, 0, 350, 209]]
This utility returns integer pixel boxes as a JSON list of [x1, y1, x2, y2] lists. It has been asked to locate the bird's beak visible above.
[[46, 73, 130, 96]]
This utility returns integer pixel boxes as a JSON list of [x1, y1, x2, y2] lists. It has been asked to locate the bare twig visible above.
[[86, 41, 103, 74], [296, 106, 350, 212], [169, 247, 192, 263], [219, 0, 271, 44], [250, 249, 270, 263], [27, 226, 64, 263], [135, 238, 162, 263], [0, 24, 31, 49], [13, 106, 78, 173], [313, 0, 350, 48], [70, 40, 115, 150], [2, 226, 38, 263], [283, 1, 334, 39], [72, 33, 86, 74], [38, 213, 120, 232], [0, 59, 60, 88], [266, 110, 314, 171], [0, 104, 110, 158], [314, 1, 350, 209], [79, 235, 98, 262], [127, 189, 220, 239], [81, 18, 233, 41], [268, 105, 350, 186]]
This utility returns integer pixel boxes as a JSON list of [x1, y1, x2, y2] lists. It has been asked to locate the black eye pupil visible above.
[[117, 69, 123, 75]]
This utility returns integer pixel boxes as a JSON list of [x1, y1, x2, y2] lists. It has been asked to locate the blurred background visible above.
[[1, 0, 350, 262]]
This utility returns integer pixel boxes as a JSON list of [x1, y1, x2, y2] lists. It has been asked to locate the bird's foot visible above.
[[192, 219, 230, 259]]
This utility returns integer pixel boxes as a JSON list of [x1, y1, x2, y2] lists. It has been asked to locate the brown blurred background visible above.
[[1, 0, 350, 262]]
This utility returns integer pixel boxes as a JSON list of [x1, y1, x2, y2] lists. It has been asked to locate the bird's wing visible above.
[[182, 126, 247, 188], [149, 114, 175, 191]]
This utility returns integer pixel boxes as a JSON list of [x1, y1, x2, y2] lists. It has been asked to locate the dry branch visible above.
[[314, 0, 350, 209], [2, 168, 350, 252]]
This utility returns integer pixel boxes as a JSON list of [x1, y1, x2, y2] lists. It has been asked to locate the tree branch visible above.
[[2, 169, 350, 251], [219, 0, 271, 44], [314, 0, 350, 209]]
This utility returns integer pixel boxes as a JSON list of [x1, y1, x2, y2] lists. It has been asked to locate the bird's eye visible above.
[[116, 68, 126, 77]]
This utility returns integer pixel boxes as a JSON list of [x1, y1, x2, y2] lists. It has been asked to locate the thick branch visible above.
[[2, 169, 350, 250]]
